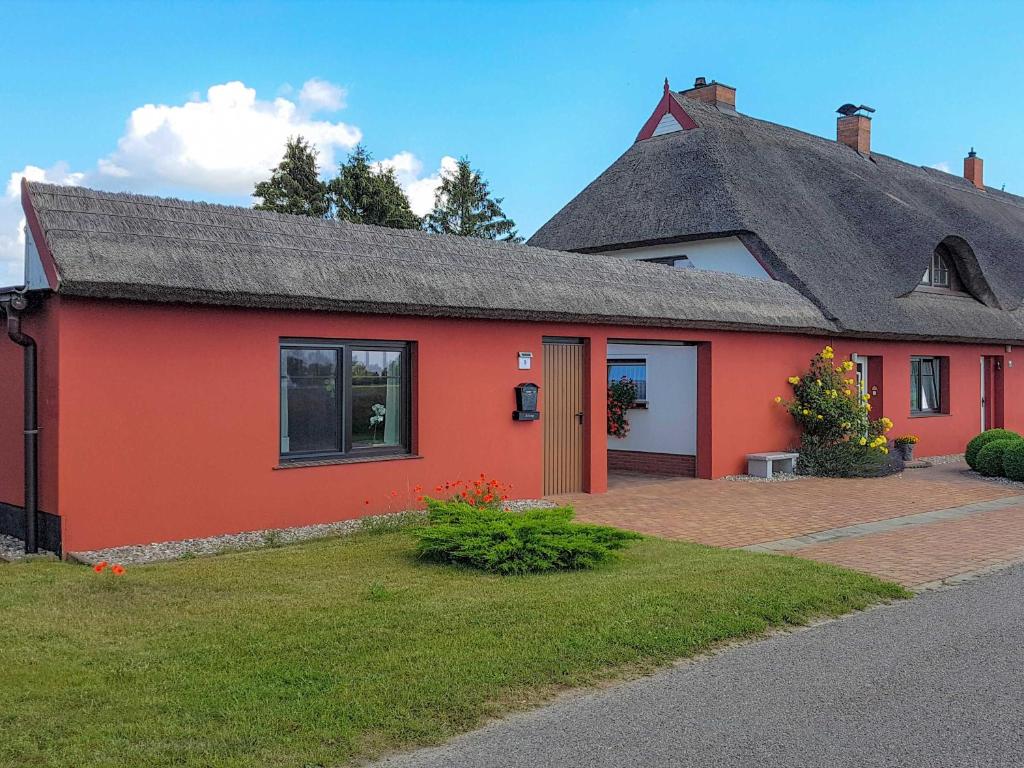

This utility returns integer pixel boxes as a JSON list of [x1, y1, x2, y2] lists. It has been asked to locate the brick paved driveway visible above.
[[552, 461, 1024, 587]]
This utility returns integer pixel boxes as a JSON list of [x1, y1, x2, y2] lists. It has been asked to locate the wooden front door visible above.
[[543, 341, 585, 495]]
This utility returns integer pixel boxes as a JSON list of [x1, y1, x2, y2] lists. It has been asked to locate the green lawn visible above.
[[0, 529, 906, 767]]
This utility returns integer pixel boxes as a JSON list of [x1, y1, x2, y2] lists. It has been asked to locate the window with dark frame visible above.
[[608, 359, 647, 401], [920, 251, 951, 287], [280, 340, 411, 461], [910, 356, 942, 414], [643, 255, 694, 269]]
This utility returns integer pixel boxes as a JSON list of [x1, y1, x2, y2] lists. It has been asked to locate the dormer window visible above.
[[920, 251, 951, 288]]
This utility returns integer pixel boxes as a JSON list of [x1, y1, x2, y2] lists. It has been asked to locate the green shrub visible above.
[[775, 345, 893, 478], [413, 499, 641, 575], [976, 439, 1017, 477], [797, 434, 891, 478], [965, 429, 1022, 470], [1003, 441, 1024, 481]]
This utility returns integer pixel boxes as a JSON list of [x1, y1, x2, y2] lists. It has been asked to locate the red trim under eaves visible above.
[[635, 79, 699, 142], [20, 178, 59, 289]]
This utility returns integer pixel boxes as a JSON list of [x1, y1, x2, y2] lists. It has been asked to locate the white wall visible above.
[[601, 236, 771, 280], [607, 343, 697, 455]]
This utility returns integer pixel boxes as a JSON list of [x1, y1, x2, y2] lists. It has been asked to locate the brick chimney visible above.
[[837, 113, 871, 155], [679, 76, 736, 110], [964, 148, 984, 189]]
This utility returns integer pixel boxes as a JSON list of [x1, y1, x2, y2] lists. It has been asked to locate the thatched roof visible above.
[[529, 95, 1024, 343], [23, 182, 832, 334]]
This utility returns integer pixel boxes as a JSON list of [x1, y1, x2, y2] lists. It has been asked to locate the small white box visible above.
[[518, 352, 533, 370]]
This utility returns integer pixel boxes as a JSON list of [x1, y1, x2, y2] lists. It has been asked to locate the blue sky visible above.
[[2, 0, 1022, 282]]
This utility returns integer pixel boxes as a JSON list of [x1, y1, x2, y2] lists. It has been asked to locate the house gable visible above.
[[635, 79, 698, 142]]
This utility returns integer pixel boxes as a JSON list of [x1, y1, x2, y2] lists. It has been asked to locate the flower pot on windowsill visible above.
[[896, 443, 915, 462]]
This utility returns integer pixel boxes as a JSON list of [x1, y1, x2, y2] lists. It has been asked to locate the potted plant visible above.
[[893, 435, 919, 461]]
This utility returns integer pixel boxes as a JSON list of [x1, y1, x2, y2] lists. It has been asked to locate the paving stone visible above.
[[553, 461, 1024, 587]]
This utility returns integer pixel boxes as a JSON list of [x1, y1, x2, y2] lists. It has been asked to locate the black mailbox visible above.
[[513, 382, 540, 421]]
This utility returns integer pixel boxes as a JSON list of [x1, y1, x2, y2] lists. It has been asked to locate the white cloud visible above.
[[375, 152, 458, 216], [96, 79, 361, 194], [299, 78, 347, 112], [0, 77, 448, 283], [930, 161, 952, 174], [1, 164, 85, 285]]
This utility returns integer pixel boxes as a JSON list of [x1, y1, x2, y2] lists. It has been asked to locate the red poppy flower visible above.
[[111, 564, 125, 576], [93, 562, 106, 573]]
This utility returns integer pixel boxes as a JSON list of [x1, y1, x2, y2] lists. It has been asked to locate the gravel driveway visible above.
[[373, 565, 1024, 767]]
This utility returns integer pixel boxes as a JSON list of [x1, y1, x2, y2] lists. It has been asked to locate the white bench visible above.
[[746, 452, 799, 478]]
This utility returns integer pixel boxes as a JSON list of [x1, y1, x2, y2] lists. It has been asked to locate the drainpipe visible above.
[[3, 292, 38, 554]]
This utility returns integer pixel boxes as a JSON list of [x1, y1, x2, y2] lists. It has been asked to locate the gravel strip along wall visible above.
[[68, 500, 557, 566]]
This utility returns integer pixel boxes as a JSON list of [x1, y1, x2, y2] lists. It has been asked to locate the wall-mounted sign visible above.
[[518, 351, 533, 370]]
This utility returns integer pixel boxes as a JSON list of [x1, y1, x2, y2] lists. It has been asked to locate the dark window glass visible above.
[[644, 255, 692, 269], [911, 357, 941, 413], [608, 359, 647, 400], [280, 341, 410, 460], [281, 348, 340, 453], [931, 253, 950, 287], [351, 349, 405, 449]]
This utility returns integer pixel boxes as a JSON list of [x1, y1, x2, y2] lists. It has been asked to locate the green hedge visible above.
[[976, 439, 1018, 477], [1002, 441, 1024, 481], [965, 429, 1022, 470], [414, 499, 641, 575]]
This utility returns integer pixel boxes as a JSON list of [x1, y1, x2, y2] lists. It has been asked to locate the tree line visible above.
[[253, 137, 520, 242]]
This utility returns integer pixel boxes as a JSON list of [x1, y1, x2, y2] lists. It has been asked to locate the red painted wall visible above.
[[11, 296, 1024, 552], [0, 297, 60, 514]]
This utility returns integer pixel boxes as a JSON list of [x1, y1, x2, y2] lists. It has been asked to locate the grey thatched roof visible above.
[[529, 95, 1024, 343], [24, 182, 832, 334]]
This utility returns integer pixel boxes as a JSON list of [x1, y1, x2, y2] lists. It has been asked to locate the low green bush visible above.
[[413, 499, 641, 575], [796, 435, 891, 478], [976, 439, 1018, 477], [965, 429, 1022, 470], [1001, 441, 1024, 481]]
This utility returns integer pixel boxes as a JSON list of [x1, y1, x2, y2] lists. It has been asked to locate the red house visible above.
[[3, 76, 1023, 556]]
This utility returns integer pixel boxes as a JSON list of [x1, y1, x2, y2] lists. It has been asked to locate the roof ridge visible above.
[[674, 96, 1024, 208], [43, 223, 800, 296], [31, 185, 797, 278], [26, 181, 549, 256]]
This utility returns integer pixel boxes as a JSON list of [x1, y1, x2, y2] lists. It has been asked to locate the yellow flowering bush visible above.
[[774, 346, 894, 476]]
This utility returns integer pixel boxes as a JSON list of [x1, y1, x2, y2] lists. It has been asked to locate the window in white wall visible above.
[[643, 255, 694, 269], [608, 359, 647, 401]]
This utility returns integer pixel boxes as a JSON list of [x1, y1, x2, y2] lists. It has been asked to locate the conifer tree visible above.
[[253, 136, 329, 218], [328, 145, 421, 229], [424, 157, 521, 242]]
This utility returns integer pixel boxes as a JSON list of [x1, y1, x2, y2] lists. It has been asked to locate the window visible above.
[[280, 340, 410, 460], [910, 356, 943, 414], [643, 255, 694, 269], [920, 251, 951, 287], [608, 358, 647, 401]]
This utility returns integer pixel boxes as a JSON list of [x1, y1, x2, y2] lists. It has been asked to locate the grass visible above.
[[0, 529, 906, 767]]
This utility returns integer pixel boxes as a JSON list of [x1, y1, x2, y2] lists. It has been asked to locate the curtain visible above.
[[384, 354, 401, 446], [922, 359, 939, 411]]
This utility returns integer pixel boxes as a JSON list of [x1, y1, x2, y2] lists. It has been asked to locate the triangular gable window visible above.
[[652, 113, 683, 137]]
